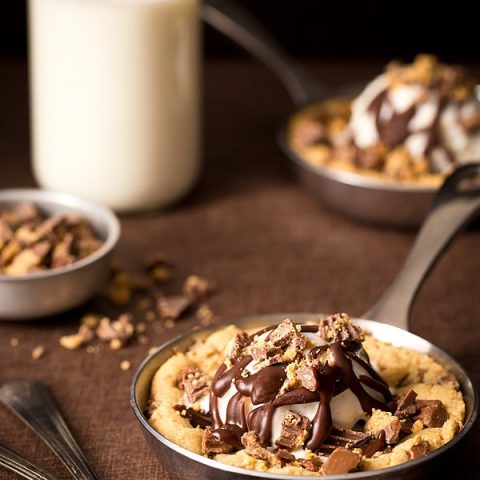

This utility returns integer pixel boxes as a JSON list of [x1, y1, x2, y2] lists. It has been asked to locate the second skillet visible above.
[[202, 0, 451, 228]]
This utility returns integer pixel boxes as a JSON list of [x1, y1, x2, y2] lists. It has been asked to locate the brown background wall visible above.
[[2, 0, 480, 60]]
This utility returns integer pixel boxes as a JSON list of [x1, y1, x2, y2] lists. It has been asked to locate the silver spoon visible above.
[[0, 444, 56, 480], [0, 380, 98, 480]]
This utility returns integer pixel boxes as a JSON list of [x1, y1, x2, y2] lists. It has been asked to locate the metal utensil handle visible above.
[[365, 163, 480, 330], [0, 381, 98, 480], [0, 445, 56, 480], [201, 0, 326, 106]]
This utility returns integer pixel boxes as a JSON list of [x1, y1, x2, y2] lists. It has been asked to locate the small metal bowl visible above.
[[130, 313, 478, 480], [0, 189, 120, 320]]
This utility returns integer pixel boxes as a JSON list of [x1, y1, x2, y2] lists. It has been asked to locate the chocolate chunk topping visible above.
[[318, 313, 363, 343], [241, 431, 281, 466], [202, 426, 233, 455], [320, 447, 361, 475], [275, 410, 311, 451], [362, 431, 386, 458], [400, 418, 414, 434], [226, 330, 251, 362], [317, 427, 369, 455], [408, 441, 428, 460], [157, 295, 192, 321], [296, 365, 320, 391], [395, 389, 418, 419], [179, 367, 210, 404], [415, 400, 448, 428], [274, 448, 295, 464]]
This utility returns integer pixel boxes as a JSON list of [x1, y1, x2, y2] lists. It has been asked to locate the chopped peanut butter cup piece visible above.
[[202, 427, 233, 455], [362, 431, 386, 458], [269, 319, 304, 348], [0, 202, 102, 275], [318, 313, 363, 343], [415, 400, 448, 428], [317, 427, 369, 455], [96, 313, 134, 349], [365, 410, 401, 444], [395, 389, 418, 419], [179, 367, 210, 403], [320, 447, 361, 475], [247, 319, 307, 367], [241, 431, 282, 466], [275, 410, 311, 451], [298, 456, 323, 472], [408, 441, 429, 460], [51, 232, 75, 268], [226, 330, 251, 362], [296, 365, 320, 391], [5, 240, 51, 275], [157, 295, 192, 321]]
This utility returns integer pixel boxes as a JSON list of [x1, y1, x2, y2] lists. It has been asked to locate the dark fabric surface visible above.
[[0, 58, 479, 479]]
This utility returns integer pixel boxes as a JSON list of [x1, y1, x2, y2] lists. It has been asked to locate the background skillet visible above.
[[202, 0, 475, 228]]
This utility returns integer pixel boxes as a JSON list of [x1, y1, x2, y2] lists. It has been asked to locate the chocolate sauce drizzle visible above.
[[367, 87, 454, 165], [189, 324, 392, 453]]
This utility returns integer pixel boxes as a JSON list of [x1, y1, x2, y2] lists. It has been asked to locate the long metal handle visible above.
[[201, 0, 326, 106], [0, 381, 98, 480], [0, 445, 56, 480], [365, 163, 480, 330]]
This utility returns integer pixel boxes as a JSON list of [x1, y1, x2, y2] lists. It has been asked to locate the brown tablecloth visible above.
[[0, 58, 479, 479]]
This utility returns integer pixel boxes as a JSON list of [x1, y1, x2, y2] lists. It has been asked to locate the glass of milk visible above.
[[28, 0, 201, 212]]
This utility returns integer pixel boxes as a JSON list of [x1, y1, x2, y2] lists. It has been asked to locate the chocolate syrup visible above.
[[236, 364, 287, 404], [367, 85, 454, 164], [174, 406, 211, 429]]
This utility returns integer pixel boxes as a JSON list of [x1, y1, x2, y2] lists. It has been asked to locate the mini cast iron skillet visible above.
[[201, 0, 458, 228], [131, 164, 480, 479]]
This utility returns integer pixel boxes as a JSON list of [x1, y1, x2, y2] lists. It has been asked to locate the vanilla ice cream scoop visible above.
[[184, 314, 392, 458], [349, 55, 480, 174]]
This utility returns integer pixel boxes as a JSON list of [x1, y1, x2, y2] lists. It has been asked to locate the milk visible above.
[[28, 0, 201, 212]]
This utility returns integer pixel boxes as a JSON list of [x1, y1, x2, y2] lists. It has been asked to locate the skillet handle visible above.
[[201, 0, 326, 107], [364, 163, 480, 330]]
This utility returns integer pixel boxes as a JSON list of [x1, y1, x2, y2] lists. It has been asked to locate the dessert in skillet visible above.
[[148, 314, 464, 475], [288, 55, 480, 185]]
